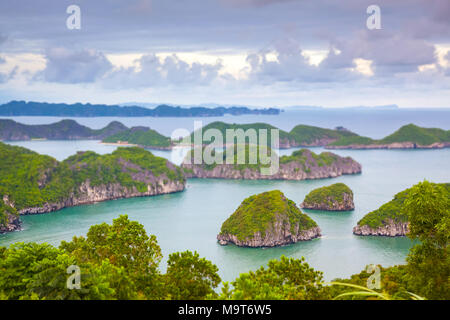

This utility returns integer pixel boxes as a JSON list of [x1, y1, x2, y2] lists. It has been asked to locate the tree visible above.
[[164, 250, 221, 300], [0, 242, 122, 300], [60, 215, 163, 299], [402, 181, 449, 300], [220, 256, 330, 300]]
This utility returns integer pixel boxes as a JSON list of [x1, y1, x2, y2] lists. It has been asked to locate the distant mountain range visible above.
[[0, 101, 280, 117]]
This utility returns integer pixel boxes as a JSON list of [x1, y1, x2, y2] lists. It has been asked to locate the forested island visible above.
[[2, 118, 449, 151], [353, 182, 449, 236], [217, 190, 321, 247], [327, 124, 450, 149], [181, 147, 362, 180], [0, 101, 280, 117], [0, 142, 185, 233], [301, 183, 355, 211], [102, 126, 172, 149], [0, 119, 173, 149], [188, 121, 358, 148], [187, 121, 450, 149]]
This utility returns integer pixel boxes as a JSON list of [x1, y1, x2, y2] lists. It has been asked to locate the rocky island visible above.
[[182, 147, 362, 180], [0, 142, 186, 233], [0, 119, 128, 141], [327, 124, 450, 150], [102, 126, 173, 149], [187, 121, 358, 149], [353, 183, 449, 236], [301, 183, 354, 211], [217, 190, 321, 247]]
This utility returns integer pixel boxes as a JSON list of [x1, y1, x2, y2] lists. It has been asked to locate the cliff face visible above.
[[279, 137, 339, 149], [301, 192, 354, 211], [217, 190, 321, 248], [218, 224, 321, 247], [327, 141, 450, 150], [182, 150, 361, 180], [0, 212, 21, 233], [18, 179, 185, 216], [353, 219, 409, 236], [0, 144, 186, 233]]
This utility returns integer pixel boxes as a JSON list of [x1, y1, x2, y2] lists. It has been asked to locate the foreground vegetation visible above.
[[0, 180, 447, 300]]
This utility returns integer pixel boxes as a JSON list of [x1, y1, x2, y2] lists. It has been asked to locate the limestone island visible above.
[[353, 183, 449, 237], [0, 142, 186, 233], [327, 124, 450, 150], [301, 183, 354, 211], [217, 190, 321, 247], [102, 126, 173, 150], [182, 146, 361, 180]]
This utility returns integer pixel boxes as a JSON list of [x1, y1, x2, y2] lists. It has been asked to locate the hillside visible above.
[[186, 121, 292, 147], [217, 190, 321, 247], [102, 126, 172, 149], [328, 124, 450, 149], [186, 121, 358, 148], [288, 125, 357, 146], [0, 119, 128, 141], [0, 142, 186, 233]]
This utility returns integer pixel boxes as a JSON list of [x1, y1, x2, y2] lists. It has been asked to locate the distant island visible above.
[[327, 124, 450, 149], [0, 119, 127, 141], [0, 101, 280, 117], [1, 118, 448, 151], [187, 121, 358, 149], [353, 182, 449, 237], [182, 147, 362, 180], [301, 183, 355, 211], [0, 143, 186, 233], [0, 119, 173, 150], [188, 121, 450, 149], [217, 190, 321, 247], [102, 126, 172, 150]]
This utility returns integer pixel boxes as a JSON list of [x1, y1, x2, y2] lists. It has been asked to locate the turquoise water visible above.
[[1, 136, 449, 281]]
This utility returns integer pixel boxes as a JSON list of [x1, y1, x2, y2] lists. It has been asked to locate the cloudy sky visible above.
[[0, 0, 449, 108]]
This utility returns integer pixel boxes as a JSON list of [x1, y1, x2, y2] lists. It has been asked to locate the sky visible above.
[[0, 0, 449, 108]]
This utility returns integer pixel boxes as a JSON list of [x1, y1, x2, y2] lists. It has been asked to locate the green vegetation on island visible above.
[[1, 180, 448, 299], [102, 127, 172, 149], [330, 124, 450, 147], [379, 124, 450, 145], [356, 182, 450, 229], [0, 142, 185, 231], [218, 190, 319, 247], [288, 124, 357, 145], [301, 183, 354, 211], [187, 121, 291, 146], [0, 119, 128, 141]]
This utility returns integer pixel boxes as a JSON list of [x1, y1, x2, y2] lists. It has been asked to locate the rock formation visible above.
[[217, 190, 321, 247], [182, 148, 361, 180], [301, 183, 355, 211]]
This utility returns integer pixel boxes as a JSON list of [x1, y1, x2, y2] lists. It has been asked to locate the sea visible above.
[[0, 108, 449, 281]]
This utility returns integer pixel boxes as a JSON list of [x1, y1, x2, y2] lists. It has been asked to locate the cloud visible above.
[[323, 31, 437, 76], [39, 48, 113, 83], [245, 38, 362, 84], [105, 53, 224, 88]]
